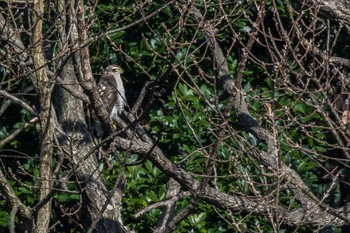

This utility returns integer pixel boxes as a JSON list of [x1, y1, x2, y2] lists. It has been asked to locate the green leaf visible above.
[[0, 211, 10, 227], [18, 187, 31, 194], [55, 193, 80, 202], [0, 126, 8, 139], [297, 162, 305, 172], [295, 103, 306, 114], [240, 26, 252, 32]]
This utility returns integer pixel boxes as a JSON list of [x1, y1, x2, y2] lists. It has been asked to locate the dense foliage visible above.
[[1, 0, 350, 232]]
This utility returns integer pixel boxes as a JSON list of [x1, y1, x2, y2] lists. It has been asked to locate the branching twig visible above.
[[0, 90, 37, 116]]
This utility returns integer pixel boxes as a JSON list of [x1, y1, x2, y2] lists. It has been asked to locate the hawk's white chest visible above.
[[109, 72, 125, 121], [98, 70, 126, 122]]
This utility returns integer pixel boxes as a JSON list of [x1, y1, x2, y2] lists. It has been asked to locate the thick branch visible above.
[[305, 0, 350, 33], [74, 0, 112, 136], [54, 1, 130, 232], [32, 0, 54, 231], [112, 136, 350, 227], [0, 169, 31, 219], [189, 6, 233, 96]]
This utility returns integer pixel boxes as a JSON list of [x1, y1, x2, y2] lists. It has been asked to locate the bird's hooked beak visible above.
[[105, 65, 123, 74]]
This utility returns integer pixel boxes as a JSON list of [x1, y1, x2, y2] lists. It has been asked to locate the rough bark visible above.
[[1, 0, 350, 231], [305, 0, 350, 32], [51, 0, 129, 232], [32, 0, 54, 231]]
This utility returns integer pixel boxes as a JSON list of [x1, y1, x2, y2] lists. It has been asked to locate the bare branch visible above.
[[0, 90, 37, 116], [0, 168, 31, 219]]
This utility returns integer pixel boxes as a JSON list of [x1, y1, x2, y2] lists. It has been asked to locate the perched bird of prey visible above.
[[97, 65, 126, 121]]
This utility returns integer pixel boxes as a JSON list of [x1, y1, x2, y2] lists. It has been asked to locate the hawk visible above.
[[97, 65, 126, 121]]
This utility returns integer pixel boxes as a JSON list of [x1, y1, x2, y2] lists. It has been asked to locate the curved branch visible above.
[[0, 168, 31, 219], [112, 136, 350, 227], [0, 90, 37, 116], [305, 0, 350, 33]]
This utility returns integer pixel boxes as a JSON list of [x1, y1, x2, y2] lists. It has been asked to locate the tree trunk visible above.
[[32, 0, 53, 231]]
